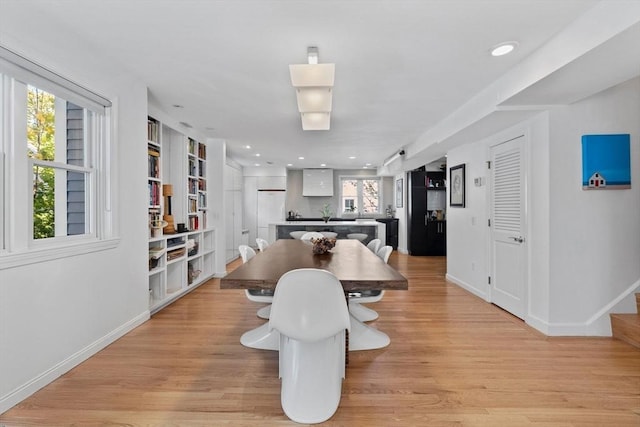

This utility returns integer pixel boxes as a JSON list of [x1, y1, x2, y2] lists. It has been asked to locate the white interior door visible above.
[[489, 135, 527, 319]]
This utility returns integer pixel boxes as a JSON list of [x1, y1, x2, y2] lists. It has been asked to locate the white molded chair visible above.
[[289, 231, 307, 240], [269, 269, 350, 424], [377, 245, 393, 263], [301, 231, 324, 241], [239, 245, 273, 320], [346, 233, 368, 242], [256, 238, 270, 252], [320, 231, 338, 239], [366, 238, 381, 253], [349, 245, 393, 323]]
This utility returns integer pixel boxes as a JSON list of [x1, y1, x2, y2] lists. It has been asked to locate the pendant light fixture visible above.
[[289, 47, 335, 130]]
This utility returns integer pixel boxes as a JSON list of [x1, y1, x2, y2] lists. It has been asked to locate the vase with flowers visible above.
[[320, 203, 333, 223]]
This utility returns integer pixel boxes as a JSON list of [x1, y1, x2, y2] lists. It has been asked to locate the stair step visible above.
[[611, 313, 640, 348]]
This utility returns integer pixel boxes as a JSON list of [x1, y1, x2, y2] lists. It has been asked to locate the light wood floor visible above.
[[2, 254, 639, 426]]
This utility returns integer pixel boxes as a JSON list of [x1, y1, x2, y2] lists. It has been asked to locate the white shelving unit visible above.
[[147, 115, 216, 314]]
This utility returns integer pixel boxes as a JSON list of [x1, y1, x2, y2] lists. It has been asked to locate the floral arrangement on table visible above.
[[319, 204, 333, 222], [311, 237, 336, 254]]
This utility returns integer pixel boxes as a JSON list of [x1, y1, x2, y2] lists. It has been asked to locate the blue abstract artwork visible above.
[[581, 134, 631, 190]]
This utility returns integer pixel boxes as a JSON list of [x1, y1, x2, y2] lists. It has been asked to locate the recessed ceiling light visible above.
[[363, 166, 368, 169], [365, 163, 371, 166], [287, 163, 293, 167], [255, 153, 261, 157], [490, 41, 518, 57], [254, 163, 260, 166], [245, 145, 252, 149], [348, 156, 356, 160], [298, 156, 305, 160], [320, 163, 326, 167]]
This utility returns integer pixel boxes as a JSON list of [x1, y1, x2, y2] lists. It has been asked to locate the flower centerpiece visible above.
[[311, 237, 336, 254], [320, 204, 333, 223]]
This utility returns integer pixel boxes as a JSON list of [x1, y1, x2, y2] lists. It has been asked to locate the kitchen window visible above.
[[340, 176, 381, 214]]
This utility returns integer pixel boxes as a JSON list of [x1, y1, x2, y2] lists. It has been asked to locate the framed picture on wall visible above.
[[450, 164, 465, 207], [396, 178, 403, 208]]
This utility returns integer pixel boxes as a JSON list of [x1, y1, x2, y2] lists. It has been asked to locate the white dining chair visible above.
[[289, 231, 307, 240], [239, 245, 273, 320], [348, 245, 393, 323], [269, 268, 350, 424], [346, 233, 368, 242], [320, 231, 338, 239], [256, 238, 270, 252], [300, 231, 324, 241], [366, 238, 381, 253]]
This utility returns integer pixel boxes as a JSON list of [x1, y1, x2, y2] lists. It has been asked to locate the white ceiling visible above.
[[1, 0, 638, 171]]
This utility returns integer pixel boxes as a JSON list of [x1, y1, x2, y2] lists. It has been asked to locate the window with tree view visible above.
[[28, 86, 93, 239], [1, 45, 112, 264], [340, 177, 381, 214]]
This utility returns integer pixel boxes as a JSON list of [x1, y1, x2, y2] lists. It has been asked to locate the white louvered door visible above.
[[489, 135, 527, 319]]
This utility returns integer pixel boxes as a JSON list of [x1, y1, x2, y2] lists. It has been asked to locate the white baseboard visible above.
[[447, 275, 640, 337], [446, 273, 490, 301], [0, 311, 149, 415]]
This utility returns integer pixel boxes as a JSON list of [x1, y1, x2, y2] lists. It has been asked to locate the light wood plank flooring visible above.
[[1, 254, 639, 426]]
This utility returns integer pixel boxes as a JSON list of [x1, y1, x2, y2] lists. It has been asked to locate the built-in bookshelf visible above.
[[187, 138, 207, 231], [147, 117, 162, 229], [147, 115, 215, 314]]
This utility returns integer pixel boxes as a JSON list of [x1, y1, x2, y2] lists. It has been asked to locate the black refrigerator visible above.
[[408, 170, 447, 256]]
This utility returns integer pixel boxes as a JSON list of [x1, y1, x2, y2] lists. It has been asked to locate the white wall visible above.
[[445, 78, 640, 336], [547, 77, 640, 335], [446, 140, 491, 300], [0, 44, 150, 411]]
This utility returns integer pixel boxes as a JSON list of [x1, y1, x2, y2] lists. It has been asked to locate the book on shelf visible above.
[[188, 197, 197, 213], [188, 214, 199, 231], [188, 178, 198, 194], [147, 118, 159, 142], [148, 182, 160, 206], [148, 147, 160, 178], [188, 138, 197, 155]]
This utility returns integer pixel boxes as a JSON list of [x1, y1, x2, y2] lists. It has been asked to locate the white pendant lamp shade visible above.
[[289, 63, 335, 87], [295, 87, 332, 112], [301, 112, 330, 130], [289, 48, 334, 130]]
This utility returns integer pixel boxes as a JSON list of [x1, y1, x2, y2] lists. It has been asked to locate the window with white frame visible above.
[[0, 46, 115, 265], [340, 176, 381, 214]]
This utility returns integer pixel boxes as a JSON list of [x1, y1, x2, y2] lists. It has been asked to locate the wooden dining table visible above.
[[221, 239, 408, 352]]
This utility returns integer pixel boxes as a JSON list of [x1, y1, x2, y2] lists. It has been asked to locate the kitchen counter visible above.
[[269, 221, 386, 244]]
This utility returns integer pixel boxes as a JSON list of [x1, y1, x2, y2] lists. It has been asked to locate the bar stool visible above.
[[346, 233, 367, 242], [290, 231, 307, 239], [320, 231, 337, 239], [301, 231, 324, 241]]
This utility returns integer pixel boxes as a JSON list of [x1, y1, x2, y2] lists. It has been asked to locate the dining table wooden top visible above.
[[220, 239, 408, 292]]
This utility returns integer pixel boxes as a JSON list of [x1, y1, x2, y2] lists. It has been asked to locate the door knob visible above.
[[510, 236, 525, 243]]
